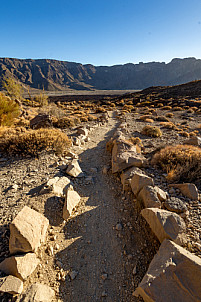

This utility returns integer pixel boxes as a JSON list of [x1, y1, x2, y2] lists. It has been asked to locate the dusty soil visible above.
[[0, 105, 201, 301]]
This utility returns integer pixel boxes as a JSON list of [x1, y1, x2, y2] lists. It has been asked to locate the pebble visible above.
[[101, 291, 107, 297], [132, 265, 137, 275], [69, 271, 78, 280], [116, 223, 123, 231], [101, 273, 108, 281]]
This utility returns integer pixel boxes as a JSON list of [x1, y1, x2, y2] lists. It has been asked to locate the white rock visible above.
[[0, 253, 40, 281], [46, 176, 71, 197], [66, 159, 83, 177], [63, 188, 81, 220], [18, 283, 55, 301], [9, 206, 49, 254], [0, 275, 23, 295]]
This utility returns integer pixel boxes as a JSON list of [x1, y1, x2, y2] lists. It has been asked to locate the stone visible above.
[[155, 186, 168, 202], [116, 223, 123, 231], [66, 159, 83, 177], [69, 271, 78, 280], [120, 167, 142, 191], [0, 275, 23, 295], [134, 239, 201, 302], [138, 186, 162, 208], [76, 127, 88, 137], [30, 114, 53, 129], [46, 176, 71, 197], [72, 137, 81, 146], [170, 183, 199, 200], [164, 197, 187, 213], [0, 253, 40, 281], [131, 171, 154, 196], [141, 208, 186, 246], [63, 188, 81, 220], [112, 138, 147, 173], [184, 136, 201, 146], [9, 206, 49, 254], [18, 283, 55, 302]]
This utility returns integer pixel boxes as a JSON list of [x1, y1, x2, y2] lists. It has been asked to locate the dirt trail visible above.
[[55, 116, 156, 302]]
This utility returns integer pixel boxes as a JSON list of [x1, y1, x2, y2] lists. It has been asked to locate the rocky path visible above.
[[56, 117, 139, 301], [0, 115, 159, 301]]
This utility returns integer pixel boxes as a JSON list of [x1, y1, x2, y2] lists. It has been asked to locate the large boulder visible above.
[[141, 208, 186, 246], [138, 186, 162, 208], [112, 138, 147, 173], [9, 206, 49, 254], [0, 275, 23, 295], [131, 171, 154, 196], [120, 167, 142, 191], [170, 183, 199, 200], [63, 187, 81, 220], [66, 159, 83, 177], [134, 239, 201, 302], [30, 114, 52, 129], [0, 253, 39, 281], [17, 283, 55, 302], [45, 176, 71, 197]]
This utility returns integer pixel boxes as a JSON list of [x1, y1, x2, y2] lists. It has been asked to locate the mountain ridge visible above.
[[0, 57, 201, 91]]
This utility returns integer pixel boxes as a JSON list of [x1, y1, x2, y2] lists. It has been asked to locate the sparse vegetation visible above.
[[0, 127, 71, 156], [151, 144, 201, 182], [141, 125, 162, 137]]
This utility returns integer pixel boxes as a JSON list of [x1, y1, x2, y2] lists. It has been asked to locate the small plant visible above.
[[0, 93, 20, 126], [141, 125, 162, 137], [33, 92, 49, 107], [0, 127, 71, 156], [151, 144, 201, 182]]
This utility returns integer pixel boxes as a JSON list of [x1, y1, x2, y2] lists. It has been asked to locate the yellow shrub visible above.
[[0, 127, 71, 156], [141, 125, 162, 137], [151, 144, 201, 182], [0, 93, 20, 126]]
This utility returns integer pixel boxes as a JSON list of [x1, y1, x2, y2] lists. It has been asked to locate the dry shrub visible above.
[[159, 122, 176, 129], [141, 125, 162, 137], [157, 103, 164, 108], [139, 115, 152, 121], [39, 103, 65, 119], [87, 114, 98, 121], [144, 118, 154, 123], [33, 93, 49, 107], [0, 127, 71, 156], [173, 106, 183, 111], [162, 106, 172, 110], [54, 116, 80, 128], [186, 108, 194, 113], [0, 93, 20, 126], [179, 131, 190, 138], [165, 112, 174, 118], [151, 144, 201, 182], [122, 105, 135, 112]]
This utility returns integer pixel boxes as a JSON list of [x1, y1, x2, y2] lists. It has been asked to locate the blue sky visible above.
[[1, 0, 201, 66]]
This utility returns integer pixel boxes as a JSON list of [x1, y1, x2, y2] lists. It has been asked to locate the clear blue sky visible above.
[[1, 0, 201, 66]]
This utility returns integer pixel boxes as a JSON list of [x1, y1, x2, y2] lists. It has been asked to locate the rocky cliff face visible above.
[[0, 57, 201, 91]]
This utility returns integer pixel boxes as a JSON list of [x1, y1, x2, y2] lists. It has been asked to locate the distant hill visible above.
[[1, 57, 201, 91]]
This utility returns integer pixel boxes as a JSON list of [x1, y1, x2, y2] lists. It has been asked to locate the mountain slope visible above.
[[0, 57, 201, 91]]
